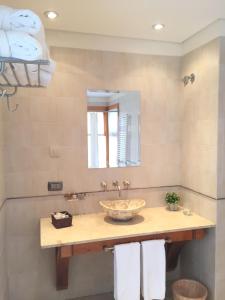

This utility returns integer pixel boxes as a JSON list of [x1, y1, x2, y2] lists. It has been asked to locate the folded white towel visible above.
[[0, 5, 41, 35], [141, 240, 166, 300], [114, 242, 140, 300], [0, 30, 42, 61]]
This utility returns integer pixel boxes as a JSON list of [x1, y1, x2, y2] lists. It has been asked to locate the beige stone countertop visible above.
[[40, 207, 215, 249]]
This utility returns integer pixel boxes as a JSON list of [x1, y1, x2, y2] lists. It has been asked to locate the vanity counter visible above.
[[40, 206, 215, 249]]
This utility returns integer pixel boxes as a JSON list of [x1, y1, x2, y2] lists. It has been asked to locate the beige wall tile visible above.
[[0, 99, 7, 299], [2, 39, 225, 300], [3, 47, 182, 198], [5, 188, 177, 300], [181, 39, 219, 199]]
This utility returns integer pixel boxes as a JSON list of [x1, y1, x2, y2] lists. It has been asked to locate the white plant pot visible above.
[[168, 203, 179, 211]]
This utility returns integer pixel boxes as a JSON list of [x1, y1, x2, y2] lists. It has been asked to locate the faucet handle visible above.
[[112, 180, 119, 187], [100, 181, 108, 191], [123, 180, 130, 189]]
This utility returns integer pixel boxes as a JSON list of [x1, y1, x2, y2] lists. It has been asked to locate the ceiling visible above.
[[1, 0, 225, 43]]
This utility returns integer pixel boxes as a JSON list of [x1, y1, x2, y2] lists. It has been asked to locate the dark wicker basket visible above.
[[51, 211, 72, 229]]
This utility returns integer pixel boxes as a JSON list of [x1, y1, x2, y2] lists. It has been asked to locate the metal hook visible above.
[[0, 86, 19, 112], [6, 95, 19, 112], [0, 88, 7, 98]]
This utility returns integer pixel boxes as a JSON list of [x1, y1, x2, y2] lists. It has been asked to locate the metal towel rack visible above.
[[0, 57, 50, 112], [103, 238, 173, 253]]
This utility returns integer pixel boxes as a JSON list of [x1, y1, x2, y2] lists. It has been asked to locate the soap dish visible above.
[[51, 211, 72, 229]]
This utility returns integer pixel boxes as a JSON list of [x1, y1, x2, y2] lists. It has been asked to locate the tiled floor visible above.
[[71, 293, 112, 300], [71, 292, 172, 300]]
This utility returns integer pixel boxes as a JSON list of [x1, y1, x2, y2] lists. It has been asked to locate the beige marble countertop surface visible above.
[[40, 207, 215, 248]]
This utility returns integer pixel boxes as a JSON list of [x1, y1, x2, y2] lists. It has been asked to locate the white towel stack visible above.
[[114, 242, 140, 300], [0, 5, 55, 86]]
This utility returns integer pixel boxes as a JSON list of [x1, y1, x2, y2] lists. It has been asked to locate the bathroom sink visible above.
[[99, 199, 146, 221]]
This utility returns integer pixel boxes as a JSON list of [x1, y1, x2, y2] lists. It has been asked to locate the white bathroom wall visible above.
[[5, 187, 179, 300], [2, 38, 223, 300], [0, 205, 7, 300], [3, 48, 182, 300], [214, 37, 225, 299], [180, 39, 220, 300], [0, 103, 7, 300], [180, 189, 216, 300], [181, 39, 219, 199], [3, 47, 182, 198]]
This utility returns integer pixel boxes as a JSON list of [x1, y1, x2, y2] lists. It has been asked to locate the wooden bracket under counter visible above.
[[40, 207, 215, 290], [55, 229, 205, 290]]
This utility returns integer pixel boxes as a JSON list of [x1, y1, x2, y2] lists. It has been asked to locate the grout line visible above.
[[6, 185, 180, 201], [179, 186, 220, 201], [0, 198, 7, 211], [5, 184, 225, 201]]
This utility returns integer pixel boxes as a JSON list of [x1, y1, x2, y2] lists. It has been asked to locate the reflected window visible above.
[[87, 90, 140, 168]]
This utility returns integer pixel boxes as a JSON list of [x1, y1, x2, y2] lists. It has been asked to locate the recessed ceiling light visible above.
[[44, 11, 58, 20], [152, 23, 165, 31]]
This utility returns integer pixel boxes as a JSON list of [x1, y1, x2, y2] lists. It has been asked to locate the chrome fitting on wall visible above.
[[123, 180, 130, 190], [64, 192, 86, 201], [100, 181, 108, 191], [182, 73, 195, 86]]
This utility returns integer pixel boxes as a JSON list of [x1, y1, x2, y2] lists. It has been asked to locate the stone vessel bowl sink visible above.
[[99, 199, 146, 221]]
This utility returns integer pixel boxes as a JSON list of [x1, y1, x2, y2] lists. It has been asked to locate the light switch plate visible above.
[[48, 181, 63, 191]]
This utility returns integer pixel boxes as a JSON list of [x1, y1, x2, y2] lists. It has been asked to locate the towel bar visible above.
[[54, 229, 206, 290], [103, 238, 173, 252], [104, 246, 114, 253]]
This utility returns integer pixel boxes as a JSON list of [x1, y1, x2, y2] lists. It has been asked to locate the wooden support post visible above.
[[166, 241, 187, 271], [56, 247, 71, 290]]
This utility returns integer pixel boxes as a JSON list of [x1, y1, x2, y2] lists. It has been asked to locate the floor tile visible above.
[[70, 293, 172, 300]]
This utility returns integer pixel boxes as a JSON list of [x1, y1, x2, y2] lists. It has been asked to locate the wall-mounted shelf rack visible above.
[[0, 57, 50, 111]]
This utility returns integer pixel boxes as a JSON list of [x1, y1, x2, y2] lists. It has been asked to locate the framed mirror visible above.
[[87, 89, 141, 168]]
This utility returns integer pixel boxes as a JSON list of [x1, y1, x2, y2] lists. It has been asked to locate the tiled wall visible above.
[[2, 40, 224, 300], [6, 187, 179, 300], [0, 103, 7, 300], [181, 39, 219, 199], [0, 206, 7, 300], [3, 47, 181, 198], [0, 104, 5, 206], [3, 48, 182, 299], [180, 189, 216, 299], [180, 39, 220, 300], [214, 37, 225, 299]]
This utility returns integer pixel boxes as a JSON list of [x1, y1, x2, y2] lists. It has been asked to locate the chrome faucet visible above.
[[123, 180, 130, 190], [112, 180, 121, 198], [100, 181, 108, 191]]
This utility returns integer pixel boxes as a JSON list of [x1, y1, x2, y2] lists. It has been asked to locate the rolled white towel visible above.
[[26, 59, 55, 86], [0, 30, 42, 61], [0, 5, 41, 35], [0, 30, 10, 57]]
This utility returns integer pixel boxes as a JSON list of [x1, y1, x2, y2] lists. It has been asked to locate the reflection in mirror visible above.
[[87, 89, 141, 168]]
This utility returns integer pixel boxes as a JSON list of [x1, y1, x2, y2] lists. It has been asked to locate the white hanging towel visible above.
[[0, 5, 41, 35], [141, 240, 166, 300], [114, 242, 140, 300], [0, 30, 42, 61]]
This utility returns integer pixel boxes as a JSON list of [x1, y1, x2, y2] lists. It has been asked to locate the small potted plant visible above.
[[165, 192, 180, 211]]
